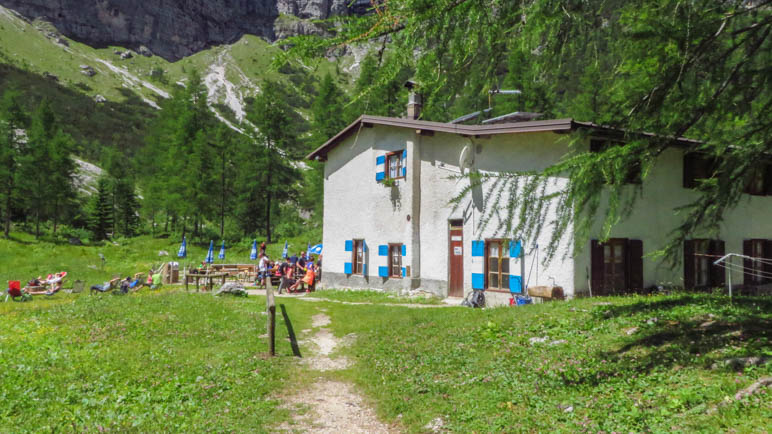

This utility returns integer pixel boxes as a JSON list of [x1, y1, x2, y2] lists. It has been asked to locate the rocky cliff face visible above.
[[0, 0, 348, 61]]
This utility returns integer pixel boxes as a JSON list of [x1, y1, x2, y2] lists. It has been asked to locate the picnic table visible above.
[[184, 272, 229, 292]]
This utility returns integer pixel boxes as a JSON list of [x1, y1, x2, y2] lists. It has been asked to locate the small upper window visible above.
[[590, 139, 641, 184], [743, 163, 771, 196], [683, 153, 719, 189], [386, 151, 404, 180]]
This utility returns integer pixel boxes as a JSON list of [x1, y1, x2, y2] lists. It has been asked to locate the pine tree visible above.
[[247, 80, 301, 243], [17, 100, 56, 238], [0, 88, 27, 238], [89, 177, 114, 241]]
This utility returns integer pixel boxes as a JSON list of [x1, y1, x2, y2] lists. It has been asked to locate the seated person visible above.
[[27, 272, 66, 295], [130, 273, 147, 292], [90, 277, 121, 294], [288, 263, 316, 293], [277, 259, 295, 294], [150, 272, 162, 290], [112, 276, 131, 295]]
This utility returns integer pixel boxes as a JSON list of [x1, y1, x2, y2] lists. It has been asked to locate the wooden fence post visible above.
[[266, 277, 276, 356]]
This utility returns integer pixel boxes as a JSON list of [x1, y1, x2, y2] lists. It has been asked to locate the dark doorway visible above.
[[448, 220, 464, 297]]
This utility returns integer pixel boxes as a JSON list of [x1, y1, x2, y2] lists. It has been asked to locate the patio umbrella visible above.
[[177, 236, 187, 258], [218, 240, 226, 261], [205, 240, 214, 264], [309, 243, 323, 255], [250, 240, 258, 260], [282, 240, 288, 259]]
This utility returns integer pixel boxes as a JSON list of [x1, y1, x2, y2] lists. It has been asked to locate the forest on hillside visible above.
[[1, 0, 769, 259], [0, 49, 412, 246]]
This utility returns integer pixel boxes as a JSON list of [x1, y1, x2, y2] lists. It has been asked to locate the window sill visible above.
[[484, 289, 515, 294]]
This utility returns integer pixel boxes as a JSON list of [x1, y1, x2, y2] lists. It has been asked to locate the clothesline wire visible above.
[[713, 262, 772, 279]]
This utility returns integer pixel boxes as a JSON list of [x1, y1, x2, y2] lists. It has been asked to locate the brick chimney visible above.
[[405, 80, 422, 120]]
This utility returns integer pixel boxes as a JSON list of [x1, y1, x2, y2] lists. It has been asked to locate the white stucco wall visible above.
[[321, 122, 772, 299], [321, 125, 418, 290], [417, 131, 575, 298], [573, 146, 772, 293]]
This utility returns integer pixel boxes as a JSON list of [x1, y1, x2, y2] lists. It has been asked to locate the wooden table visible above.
[[184, 272, 229, 292]]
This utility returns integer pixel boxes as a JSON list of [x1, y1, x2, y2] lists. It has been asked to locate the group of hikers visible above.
[[89, 269, 163, 295], [6, 242, 322, 302], [5, 268, 164, 302], [257, 249, 321, 294]]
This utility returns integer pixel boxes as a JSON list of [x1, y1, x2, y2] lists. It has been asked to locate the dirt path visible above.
[[279, 311, 394, 433]]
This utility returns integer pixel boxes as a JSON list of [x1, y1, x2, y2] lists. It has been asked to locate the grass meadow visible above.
[[2, 235, 770, 432]]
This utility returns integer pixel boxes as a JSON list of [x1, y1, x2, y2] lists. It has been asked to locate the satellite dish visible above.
[[459, 144, 474, 173]]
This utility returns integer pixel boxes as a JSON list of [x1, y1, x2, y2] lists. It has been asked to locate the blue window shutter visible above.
[[472, 273, 485, 290], [378, 245, 388, 256], [402, 149, 407, 159], [401, 267, 406, 277], [401, 167, 406, 177], [509, 240, 522, 258], [509, 275, 523, 294], [471, 241, 484, 257], [378, 266, 389, 277], [345, 240, 352, 252], [376, 154, 385, 181], [402, 150, 408, 177], [363, 264, 367, 275], [401, 245, 407, 256], [363, 240, 368, 252], [344, 262, 352, 274]]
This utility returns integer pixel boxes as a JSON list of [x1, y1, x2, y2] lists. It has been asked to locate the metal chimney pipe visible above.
[[405, 80, 422, 120]]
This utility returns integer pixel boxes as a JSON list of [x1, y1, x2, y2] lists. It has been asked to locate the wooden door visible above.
[[448, 220, 464, 297]]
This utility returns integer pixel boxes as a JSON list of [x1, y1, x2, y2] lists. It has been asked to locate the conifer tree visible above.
[[247, 80, 301, 243], [0, 88, 27, 238], [89, 177, 114, 241]]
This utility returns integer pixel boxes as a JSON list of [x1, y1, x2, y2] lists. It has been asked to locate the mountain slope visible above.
[[0, 0, 350, 61], [0, 5, 349, 151]]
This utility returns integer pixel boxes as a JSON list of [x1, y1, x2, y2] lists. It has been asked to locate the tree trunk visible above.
[[35, 209, 40, 239], [265, 190, 272, 244], [4, 183, 11, 238], [53, 197, 58, 234], [220, 151, 226, 239]]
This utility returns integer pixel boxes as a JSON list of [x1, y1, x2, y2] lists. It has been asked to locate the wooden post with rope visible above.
[[266, 276, 276, 356]]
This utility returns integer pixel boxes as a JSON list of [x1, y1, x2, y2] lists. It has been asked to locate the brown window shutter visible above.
[[683, 153, 695, 189], [683, 240, 695, 289], [765, 164, 772, 196], [590, 240, 604, 296], [743, 239, 753, 285], [710, 240, 726, 287], [627, 239, 644, 293]]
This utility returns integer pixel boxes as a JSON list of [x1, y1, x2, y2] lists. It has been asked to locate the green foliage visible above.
[[288, 0, 771, 265], [0, 292, 305, 431], [89, 177, 114, 241], [329, 293, 771, 432]]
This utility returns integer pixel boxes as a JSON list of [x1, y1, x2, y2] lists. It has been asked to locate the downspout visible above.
[[408, 131, 422, 289]]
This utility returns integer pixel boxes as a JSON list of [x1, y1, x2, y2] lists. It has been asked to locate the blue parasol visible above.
[[218, 240, 226, 260], [205, 240, 214, 264], [250, 240, 258, 260], [309, 243, 323, 255], [177, 236, 187, 258], [282, 240, 288, 259]]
